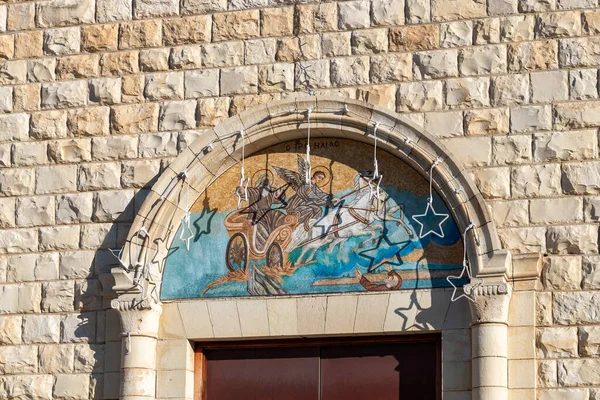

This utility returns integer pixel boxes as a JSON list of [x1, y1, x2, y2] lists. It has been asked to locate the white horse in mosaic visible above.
[[287, 173, 413, 266]]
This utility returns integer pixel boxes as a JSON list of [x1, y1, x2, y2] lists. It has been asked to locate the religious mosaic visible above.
[[161, 139, 465, 299]]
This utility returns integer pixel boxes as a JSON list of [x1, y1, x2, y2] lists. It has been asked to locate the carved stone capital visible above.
[[466, 281, 512, 325], [112, 299, 162, 338]]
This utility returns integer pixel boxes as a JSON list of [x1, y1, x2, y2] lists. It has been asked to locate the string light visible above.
[[235, 129, 249, 209], [411, 157, 449, 239], [305, 108, 313, 185], [447, 223, 481, 303], [368, 121, 383, 204]]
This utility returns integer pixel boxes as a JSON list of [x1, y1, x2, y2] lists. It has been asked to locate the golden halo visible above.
[[251, 169, 274, 186], [310, 166, 332, 188]]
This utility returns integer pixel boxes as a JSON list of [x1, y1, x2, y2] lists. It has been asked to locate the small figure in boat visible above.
[[354, 264, 402, 291]]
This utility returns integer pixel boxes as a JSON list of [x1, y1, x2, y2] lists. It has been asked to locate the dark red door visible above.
[[201, 336, 440, 400]]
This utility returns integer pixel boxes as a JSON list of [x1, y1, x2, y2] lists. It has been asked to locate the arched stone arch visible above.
[[103, 97, 513, 400]]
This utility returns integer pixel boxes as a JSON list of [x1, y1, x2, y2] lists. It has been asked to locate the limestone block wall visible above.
[[0, 0, 598, 399]]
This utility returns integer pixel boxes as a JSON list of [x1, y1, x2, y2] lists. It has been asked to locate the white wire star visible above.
[[179, 212, 194, 251], [109, 247, 129, 270], [446, 266, 482, 303], [411, 200, 450, 238]]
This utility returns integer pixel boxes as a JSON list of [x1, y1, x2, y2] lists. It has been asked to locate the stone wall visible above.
[[0, 0, 599, 399]]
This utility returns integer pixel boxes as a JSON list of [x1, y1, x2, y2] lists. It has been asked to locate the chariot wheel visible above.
[[266, 242, 284, 269], [226, 233, 249, 272]]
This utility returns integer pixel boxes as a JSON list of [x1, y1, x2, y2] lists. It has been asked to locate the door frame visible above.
[[193, 334, 442, 400]]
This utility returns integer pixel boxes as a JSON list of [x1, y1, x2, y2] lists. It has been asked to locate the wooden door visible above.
[[197, 335, 441, 400]]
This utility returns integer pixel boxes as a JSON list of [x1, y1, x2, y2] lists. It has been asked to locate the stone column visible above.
[[112, 299, 163, 400], [465, 281, 512, 400]]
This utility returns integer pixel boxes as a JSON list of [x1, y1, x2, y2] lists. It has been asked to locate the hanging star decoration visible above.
[[447, 223, 482, 303], [235, 129, 250, 209], [368, 121, 384, 206], [411, 158, 449, 239], [108, 247, 130, 271], [178, 170, 194, 251]]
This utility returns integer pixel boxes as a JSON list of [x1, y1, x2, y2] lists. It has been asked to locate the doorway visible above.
[[194, 335, 441, 400]]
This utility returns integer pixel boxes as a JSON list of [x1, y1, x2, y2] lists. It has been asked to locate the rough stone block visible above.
[[445, 77, 490, 108], [499, 227, 546, 254], [413, 50, 458, 79], [159, 100, 197, 131], [134, 0, 179, 18], [492, 74, 529, 105], [372, 0, 405, 25], [537, 11, 581, 38], [0, 113, 28, 142], [220, 66, 258, 95], [144, 72, 183, 101], [16, 196, 54, 227], [389, 25, 439, 52], [583, 10, 600, 34], [36, 0, 94, 28], [78, 163, 121, 191], [474, 18, 501, 44], [459, 45, 507, 75], [473, 167, 511, 198], [579, 326, 600, 357], [0, 345, 37, 374], [92, 136, 137, 161], [184, 69, 219, 98], [562, 162, 600, 194], [0, 60, 26, 85], [41, 80, 88, 109], [338, 0, 370, 29], [48, 139, 92, 164], [120, 20, 162, 50], [490, 199, 529, 227], [441, 21, 473, 48], [558, 359, 600, 386], [121, 160, 161, 188], [519, 0, 556, 11], [541, 255, 583, 289], [432, 0, 485, 21], [0, 198, 15, 228], [245, 38, 276, 64], [82, 24, 118, 52], [531, 70, 568, 102], [22, 315, 60, 343], [260, 7, 293, 37], [546, 224, 598, 255], [492, 135, 531, 165], [197, 97, 231, 127], [213, 10, 259, 41], [15, 31, 43, 59], [370, 53, 411, 83], [163, 16, 211, 46], [351, 29, 388, 55], [0, 169, 34, 197], [97, 0, 132, 22], [54, 374, 90, 400], [510, 105, 552, 133], [534, 130, 597, 161], [501, 15, 535, 41], [275, 35, 321, 62], [12, 142, 47, 167], [38, 344, 74, 373], [56, 54, 99, 80], [170, 46, 202, 70], [202, 41, 244, 68], [397, 81, 442, 112], [68, 107, 110, 137], [7, 3, 34, 31], [424, 111, 463, 138], [559, 37, 600, 68], [182, 0, 226, 14], [442, 136, 491, 167], [93, 189, 135, 222], [464, 108, 509, 135], [89, 78, 121, 105], [56, 193, 93, 224], [36, 165, 77, 194], [27, 59, 56, 83], [259, 63, 294, 93], [555, 101, 600, 129], [111, 103, 159, 134], [39, 226, 80, 252], [43, 27, 80, 56], [0, 315, 21, 344], [100, 51, 139, 76], [554, 291, 600, 324], [331, 56, 370, 86], [569, 69, 598, 100], [511, 164, 561, 197], [537, 327, 578, 358]]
